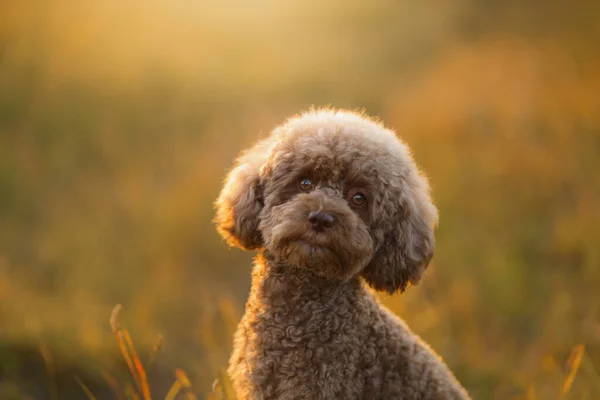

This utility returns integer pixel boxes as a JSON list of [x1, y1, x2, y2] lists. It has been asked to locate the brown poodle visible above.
[[214, 108, 470, 399]]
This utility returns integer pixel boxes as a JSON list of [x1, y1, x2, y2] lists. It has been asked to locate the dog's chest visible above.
[[240, 296, 372, 398]]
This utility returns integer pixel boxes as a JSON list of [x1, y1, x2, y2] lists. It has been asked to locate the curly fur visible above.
[[214, 108, 470, 399]]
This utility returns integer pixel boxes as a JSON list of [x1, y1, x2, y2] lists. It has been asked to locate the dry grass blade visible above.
[[164, 381, 183, 400], [562, 344, 585, 396], [102, 372, 126, 400], [218, 370, 230, 400], [110, 304, 150, 400], [175, 369, 197, 400], [211, 373, 229, 400], [175, 369, 192, 389], [125, 383, 141, 400], [122, 328, 152, 400], [146, 334, 164, 371], [39, 343, 58, 400], [210, 379, 222, 400], [75, 377, 97, 400], [110, 304, 123, 333], [115, 330, 143, 395]]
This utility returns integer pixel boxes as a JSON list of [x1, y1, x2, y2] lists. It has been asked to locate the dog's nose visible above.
[[308, 211, 335, 231]]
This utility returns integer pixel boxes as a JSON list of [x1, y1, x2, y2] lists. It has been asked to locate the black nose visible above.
[[308, 211, 335, 231]]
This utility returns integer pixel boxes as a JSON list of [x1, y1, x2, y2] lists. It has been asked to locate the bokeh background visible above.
[[1, 0, 599, 398]]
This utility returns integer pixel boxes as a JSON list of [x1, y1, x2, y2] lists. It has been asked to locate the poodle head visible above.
[[214, 108, 438, 294]]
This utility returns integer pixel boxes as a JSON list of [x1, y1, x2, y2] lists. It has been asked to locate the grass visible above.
[[70, 304, 232, 400], [59, 305, 590, 400], [1, 2, 599, 397]]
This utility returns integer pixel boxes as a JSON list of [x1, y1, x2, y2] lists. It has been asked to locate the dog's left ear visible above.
[[214, 138, 272, 250], [361, 168, 438, 294]]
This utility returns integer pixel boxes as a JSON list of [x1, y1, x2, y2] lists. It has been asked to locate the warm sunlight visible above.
[[1, 0, 599, 398]]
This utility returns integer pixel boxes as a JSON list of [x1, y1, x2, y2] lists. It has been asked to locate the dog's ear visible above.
[[214, 138, 272, 250], [361, 169, 438, 294]]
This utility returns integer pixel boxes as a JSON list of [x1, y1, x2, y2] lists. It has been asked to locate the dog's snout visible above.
[[308, 211, 335, 231]]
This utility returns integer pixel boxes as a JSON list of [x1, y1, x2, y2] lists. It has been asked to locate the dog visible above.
[[214, 108, 470, 399]]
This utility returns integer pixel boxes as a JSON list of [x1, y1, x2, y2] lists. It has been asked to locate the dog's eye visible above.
[[299, 178, 313, 191], [351, 192, 366, 207]]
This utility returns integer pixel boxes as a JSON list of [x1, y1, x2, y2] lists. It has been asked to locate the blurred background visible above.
[[1, 0, 599, 398]]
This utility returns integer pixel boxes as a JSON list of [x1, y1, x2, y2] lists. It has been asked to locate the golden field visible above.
[[0, 1, 599, 398]]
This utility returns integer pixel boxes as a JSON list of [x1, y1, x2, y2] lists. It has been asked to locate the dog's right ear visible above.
[[214, 138, 272, 250]]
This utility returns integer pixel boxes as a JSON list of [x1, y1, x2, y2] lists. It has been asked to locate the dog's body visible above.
[[229, 256, 468, 399], [215, 109, 470, 399]]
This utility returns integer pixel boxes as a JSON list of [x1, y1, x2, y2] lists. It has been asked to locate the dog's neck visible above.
[[249, 251, 363, 309]]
